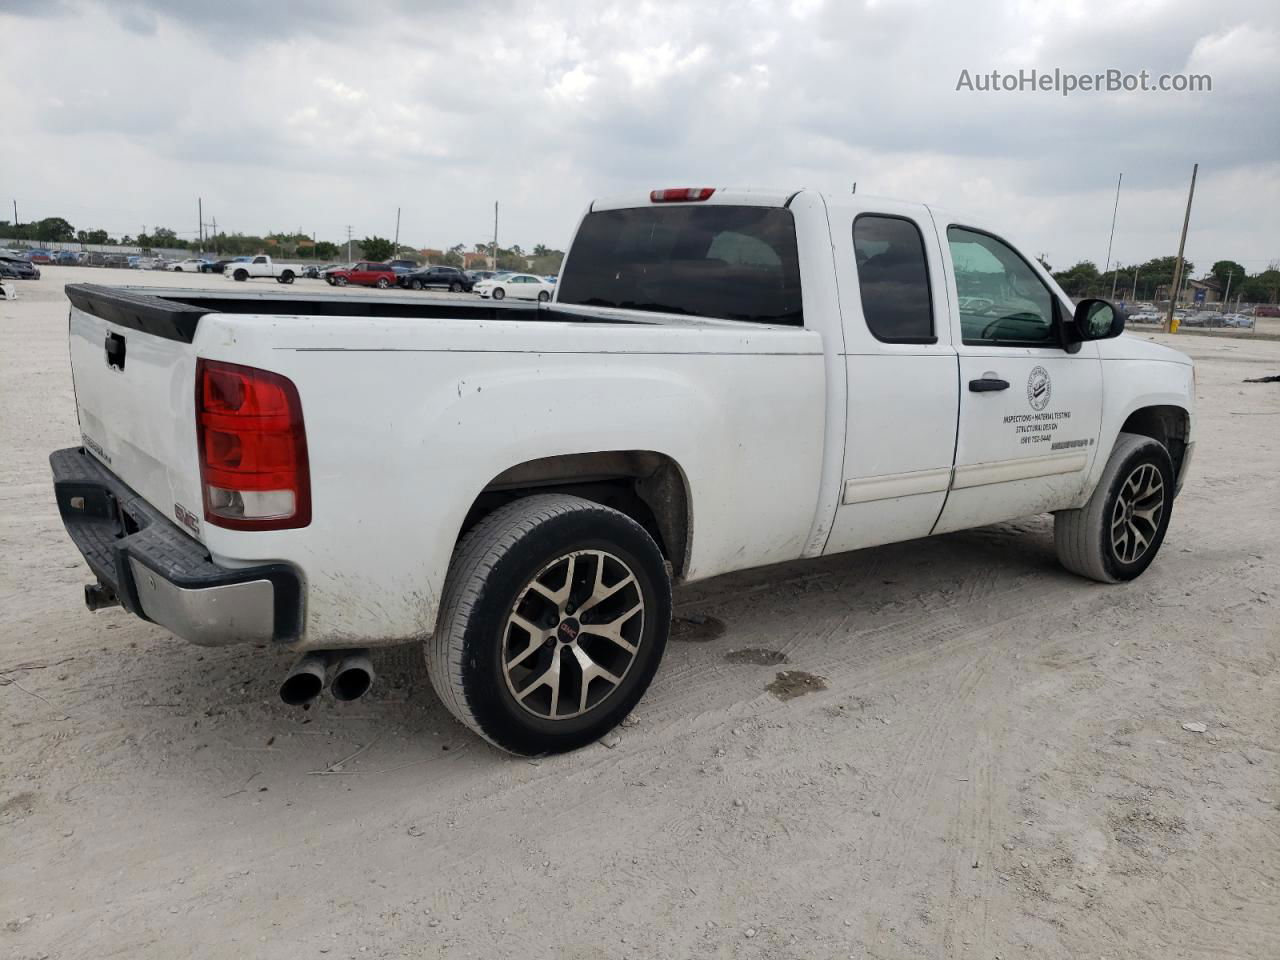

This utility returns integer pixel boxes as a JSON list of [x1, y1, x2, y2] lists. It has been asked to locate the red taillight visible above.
[[196, 359, 310, 530], [650, 187, 716, 203]]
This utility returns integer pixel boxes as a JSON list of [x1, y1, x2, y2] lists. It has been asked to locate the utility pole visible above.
[[1104, 172, 1122, 300], [393, 207, 401, 259], [12, 199, 17, 228], [345, 225, 354, 263], [1221, 269, 1233, 313], [1131, 266, 1140, 302], [1164, 163, 1198, 334], [198, 198, 204, 249], [211, 216, 218, 255], [492, 201, 499, 270]]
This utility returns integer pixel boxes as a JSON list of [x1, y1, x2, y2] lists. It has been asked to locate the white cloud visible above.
[[0, 0, 1276, 273]]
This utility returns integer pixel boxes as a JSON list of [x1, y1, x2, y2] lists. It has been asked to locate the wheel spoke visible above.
[[529, 554, 576, 609], [570, 644, 621, 713], [581, 600, 642, 653], [506, 613, 551, 670], [577, 559, 636, 618], [517, 647, 562, 716]]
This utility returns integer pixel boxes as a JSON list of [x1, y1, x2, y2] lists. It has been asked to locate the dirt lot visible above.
[[2, 268, 1278, 959]]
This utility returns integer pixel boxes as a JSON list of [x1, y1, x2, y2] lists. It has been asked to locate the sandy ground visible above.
[[2, 267, 1278, 960]]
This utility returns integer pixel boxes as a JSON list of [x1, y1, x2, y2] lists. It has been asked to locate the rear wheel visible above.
[[280, 270, 295, 284], [450, 281, 462, 292], [428, 495, 671, 755], [1055, 432, 1175, 583], [493, 287, 505, 300], [410, 279, 423, 290], [537, 290, 550, 302], [376, 277, 390, 289]]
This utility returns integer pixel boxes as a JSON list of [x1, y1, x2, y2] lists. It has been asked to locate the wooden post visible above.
[[1164, 164, 1198, 334]]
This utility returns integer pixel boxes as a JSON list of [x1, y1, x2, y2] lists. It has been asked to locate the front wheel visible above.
[[537, 290, 550, 302], [492, 287, 505, 300], [376, 277, 390, 289], [428, 495, 672, 755], [410, 279, 423, 290], [449, 281, 462, 293], [233, 269, 248, 282], [1055, 432, 1175, 583]]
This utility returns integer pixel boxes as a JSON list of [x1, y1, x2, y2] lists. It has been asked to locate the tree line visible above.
[[0, 217, 566, 272], [1046, 254, 1279, 305]]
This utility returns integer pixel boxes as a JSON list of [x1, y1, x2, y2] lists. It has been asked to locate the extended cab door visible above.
[[931, 221, 1102, 534], [822, 201, 960, 554], [250, 255, 270, 277]]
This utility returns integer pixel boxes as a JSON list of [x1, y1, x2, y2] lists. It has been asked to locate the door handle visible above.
[[968, 377, 1009, 392]]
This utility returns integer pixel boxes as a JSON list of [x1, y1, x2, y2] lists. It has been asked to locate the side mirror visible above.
[[1070, 298, 1125, 342]]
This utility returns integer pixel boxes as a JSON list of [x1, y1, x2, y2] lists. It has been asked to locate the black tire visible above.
[[428, 495, 672, 755], [410, 279, 423, 291], [233, 269, 248, 282], [449, 281, 462, 293], [334, 276, 348, 286], [281, 270, 295, 284], [537, 290, 550, 302], [1055, 432, 1175, 583], [376, 277, 390, 289], [492, 287, 505, 300], [326, 275, 335, 285]]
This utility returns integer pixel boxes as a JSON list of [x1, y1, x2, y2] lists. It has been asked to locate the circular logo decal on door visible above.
[[1027, 366, 1052, 411]]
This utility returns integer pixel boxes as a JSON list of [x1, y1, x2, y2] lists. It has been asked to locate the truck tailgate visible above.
[[66, 285, 208, 542]]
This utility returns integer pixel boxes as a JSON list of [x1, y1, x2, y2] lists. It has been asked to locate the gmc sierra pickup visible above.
[[51, 186, 1194, 755]]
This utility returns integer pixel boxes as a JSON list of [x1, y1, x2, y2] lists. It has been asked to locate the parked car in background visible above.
[[474, 272, 556, 301], [402, 264, 473, 292], [1128, 311, 1161, 324], [1221, 313, 1255, 329], [54, 250, 83, 265], [201, 257, 243, 274], [0, 254, 40, 279], [387, 259, 419, 277], [0, 260, 21, 279], [467, 270, 496, 283], [302, 263, 342, 279], [172, 257, 210, 272], [26, 249, 54, 264], [326, 261, 397, 288], [102, 254, 130, 269], [224, 255, 299, 283]]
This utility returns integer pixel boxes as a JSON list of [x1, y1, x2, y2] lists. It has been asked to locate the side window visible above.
[[947, 227, 1056, 346], [253, 256, 267, 264], [852, 215, 935, 343]]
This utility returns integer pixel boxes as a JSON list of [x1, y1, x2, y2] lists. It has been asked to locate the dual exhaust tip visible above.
[[280, 650, 373, 706]]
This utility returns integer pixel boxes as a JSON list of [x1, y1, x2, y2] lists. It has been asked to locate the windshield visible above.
[[557, 205, 802, 325]]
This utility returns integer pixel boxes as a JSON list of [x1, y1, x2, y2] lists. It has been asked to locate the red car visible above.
[[326, 262, 397, 289]]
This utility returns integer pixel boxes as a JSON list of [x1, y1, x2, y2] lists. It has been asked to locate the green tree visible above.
[[35, 217, 76, 242], [77, 229, 110, 245], [1241, 268, 1280, 304], [1209, 260, 1246, 295], [314, 241, 339, 259], [360, 236, 394, 261], [1052, 261, 1100, 298]]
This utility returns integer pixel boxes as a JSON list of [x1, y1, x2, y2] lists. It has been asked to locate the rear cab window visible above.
[[852, 214, 936, 343], [557, 205, 803, 325]]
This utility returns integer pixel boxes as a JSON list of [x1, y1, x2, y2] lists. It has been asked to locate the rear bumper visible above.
[[50, 447, 303, 646]]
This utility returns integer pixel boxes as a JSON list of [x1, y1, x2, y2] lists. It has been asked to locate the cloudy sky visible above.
[[3, 0, 1277, 274]]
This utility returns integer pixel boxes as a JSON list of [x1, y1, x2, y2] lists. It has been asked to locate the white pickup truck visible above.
[[223, 254, 299, 284], [52, 186, 1194, 754]]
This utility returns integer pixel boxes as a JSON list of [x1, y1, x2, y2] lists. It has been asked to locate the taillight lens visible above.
[[650, 187, 716, 202], [196, 359, 311, 530]]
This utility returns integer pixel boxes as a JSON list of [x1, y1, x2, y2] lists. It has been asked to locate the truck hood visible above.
[[1097, 332, 1193, 366]]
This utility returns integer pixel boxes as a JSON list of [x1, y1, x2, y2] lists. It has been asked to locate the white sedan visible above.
[[475, 273, 556, 302], [171, 258, 209, 272]]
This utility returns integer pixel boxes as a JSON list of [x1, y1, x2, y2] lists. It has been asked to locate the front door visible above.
[[933, 224, 1103, 535]]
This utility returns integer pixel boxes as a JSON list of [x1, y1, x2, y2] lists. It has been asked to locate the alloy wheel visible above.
[[501, 550, 645, 721], [1111, 463, 1165, 564]]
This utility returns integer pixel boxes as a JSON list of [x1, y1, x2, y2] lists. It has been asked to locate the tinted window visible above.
[[852, 215, 934, 342], [947, 227, 1056, 346], [557, 205, 802, 325]]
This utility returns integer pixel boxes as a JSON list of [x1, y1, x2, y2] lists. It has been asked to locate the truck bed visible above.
[[64, 283, 642, 343]]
